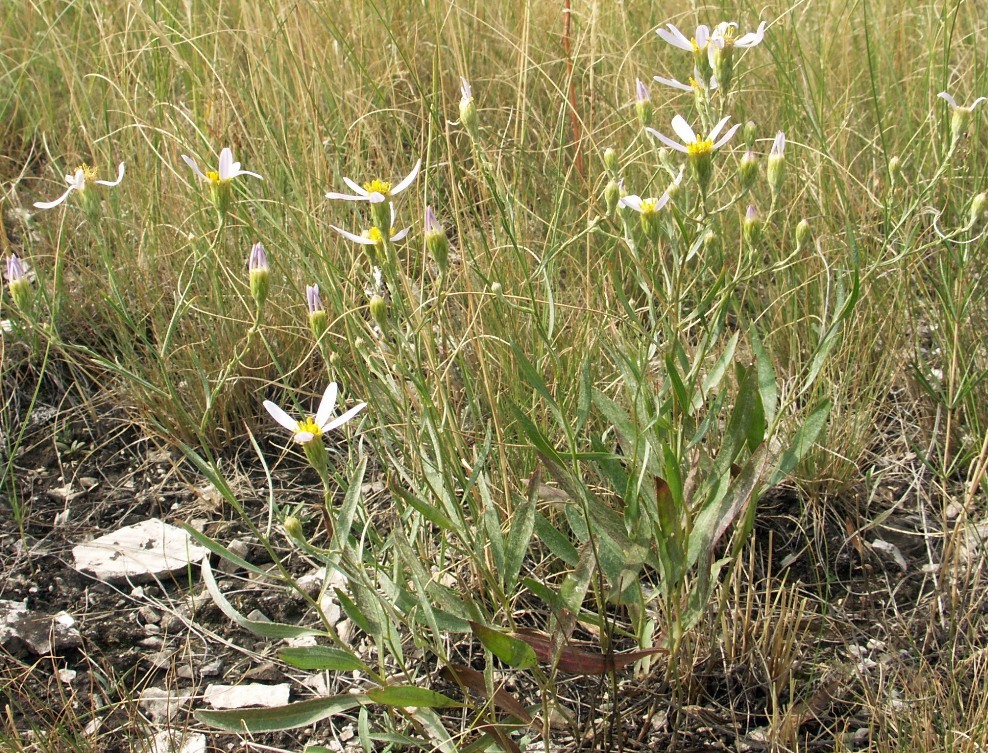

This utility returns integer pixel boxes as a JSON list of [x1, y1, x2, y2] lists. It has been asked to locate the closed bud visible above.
[[283, 516, 304, 542], [950, 107, 972, 149], [796, 219, 811, 250], [970, 193, 987, 229], [740, 151, 758, 191], [703, 229, 721, 256], [248, 242, 270, 308], [424, 206, 449, 273], [604, 179, 621, 216], [888, 156, 902, 188], [603, 147, 618, 175], [767, 131, 786, 200], [490, 281, 503, 298], [369, 294, 388, 328], [743, 205, 762, 247], [743, 121, 758, 151], [6, 254, 32, 312], [459, 78, 479, 140], [306, 284, 328, 342], [635, 79, 653, 128]]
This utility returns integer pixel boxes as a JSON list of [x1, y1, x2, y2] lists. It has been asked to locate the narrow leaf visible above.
[[196, 694, 367, 732], [470, 621, 538, 669], [367, 686, 461, 709]]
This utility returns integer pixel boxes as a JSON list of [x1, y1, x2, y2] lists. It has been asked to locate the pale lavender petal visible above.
[[971, 97, 987, 110], [367, 192, 388, 204], [322, 402, 366, 432], [264, 400, 301, 433], [460, 78, 472, 100], [646, 127, 690, 153], [771, 131, 786, 156], [33, 186, 75, 209], [182, 154, 207, 181], [636, 79, 650, 102], [391, 226, 411, 242], [671, 115, 697, 144], [735, 21, 767, 48], [712, 122, 742, 150], [95, 162, 126, 187], [293, 431, 315, 444], [230, 168, 263, 180], [695, 24, 709, 46], [330, 225, 378, 245], [655, 192, 672, 211], [391, 159, 421, 196], [315, 383, 339, 429], [654, 75, 693, 92]]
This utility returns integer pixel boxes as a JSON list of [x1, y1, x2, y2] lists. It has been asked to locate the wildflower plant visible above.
[[182, 146, 262, 220], [34, 162, 125, 221]]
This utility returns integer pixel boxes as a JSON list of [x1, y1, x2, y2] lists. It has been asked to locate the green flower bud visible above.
[[604, 179, 621, 217], [739, 151, 758, 191], [766, 132, 786, 201], [970, 193, 987, 229], [369, 294, 387, 329], [459, 78, 480, 140], [888, 156, 902, 188], [743, 205, 762, 247], [743, 122, 758, 151], [306, 284, 328, 342], [603, 147, 618, 175], [6, 255, 32, 312], [283, 516, 304, 542], [424, 206, 449, 274], [635, 79, 653, 129], [248, 243, 270, 309], [796, 219, 811, 250]]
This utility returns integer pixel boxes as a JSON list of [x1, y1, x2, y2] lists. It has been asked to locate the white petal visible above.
[[695, 24, 709, 46], [33, 186, 75, 209], [391, 226, 411, 242], [708, 115, 732, 142], [712, 123, 741, 150], [69, 169, 87, 189], [971, 97, 987, 110], [654, 75, 693, 92], [218, 148, 234, 181], [671, 115, 697, 144], [182, 154, 207, 181], [367, 192, 387, 204], [95, 162, 125, 187], [391, 159, 421, 196], [326, 191, 371, 202], [230, 168, 263, 180], [293, 431, 315, 444], [342, 176, 368, 195], [646, 127, 690, 153], [656, 24, 693, 51], [322, 402, 366, 432], [264, 400, 301, 433], [618, 194, 644, 212], [937, 91, 957, 108], [655, 192, 672, 211], [331, 225, 377, 245], [315, 383, 339, 429], [735, 21, 767, 47]]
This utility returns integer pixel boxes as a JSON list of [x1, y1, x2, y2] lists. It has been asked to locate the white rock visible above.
[[144, 730, 207, 753], [0, 600, 82, 655], [203, 682, 290, 709], [138, 687, 192, 723], [72, 519, 209, 583]]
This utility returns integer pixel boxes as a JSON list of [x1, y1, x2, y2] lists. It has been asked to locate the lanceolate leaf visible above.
[[366, 686, 461, 709], [196, 694, 367, 732], [469, 621, 538, 669], [510, 629, 667, 675]]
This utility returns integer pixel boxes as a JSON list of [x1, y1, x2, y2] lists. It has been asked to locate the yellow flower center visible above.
[[295, 417, 322, 439], [206, 170, 223, 185], [687, 139, 714, 158], [363, 179, 392, 196], [74, 164, 99, 185], [690, 38, 706, 52], [639, 198, 659, 215], [363, 227, 385, 243]]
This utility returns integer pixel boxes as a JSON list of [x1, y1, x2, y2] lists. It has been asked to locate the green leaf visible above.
[[503, 497, 535, 592], [200, 558, 328, 640], [470, 621, 538, 669], [332, 456, 367, 551], [183, 525, 272, 578], [196, 694, 367, 732], [749, 327, 778, 428], [533, 511, 579, 566], [577, 356, 593, 431], [278, 646, 365, 672], [769, 400, 831, 486], [367, 686, 461, 709], [391, 484, 457, 531]]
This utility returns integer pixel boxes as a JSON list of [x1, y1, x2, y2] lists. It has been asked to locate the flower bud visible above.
[[306, 284, 328, 342], [969, 193, 987, 229], [888, 156, 902, 188], [743, 121, 757, 151], [459, 78, 479, 140], [767, 131, 786, 200], [283, 516, 304, 542], [604, 179, 621, 217], [490, 281, 503, 298], [709, 41, 735, 94], [795, 219, 811, 250], [248, 242, 270, 308], [739, 151, 758, 191], [950, 107, 972, 150], [635, 79, 653, 129], [703, 229, 721, 257], [743, 205, 762, 247], [369, 294, 388, 329], [302, 437, 329, 478], [6, 254, 32, 312], [424, 206, 449, 274], [603, 147, 618, 175]]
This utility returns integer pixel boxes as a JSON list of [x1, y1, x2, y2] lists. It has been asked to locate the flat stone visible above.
[[203, 682, 290, 709], [138, 687, 192, 723], [0, 600, 82, 655], [144, 730, 206, 753], [72, 519, 209, 583]]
